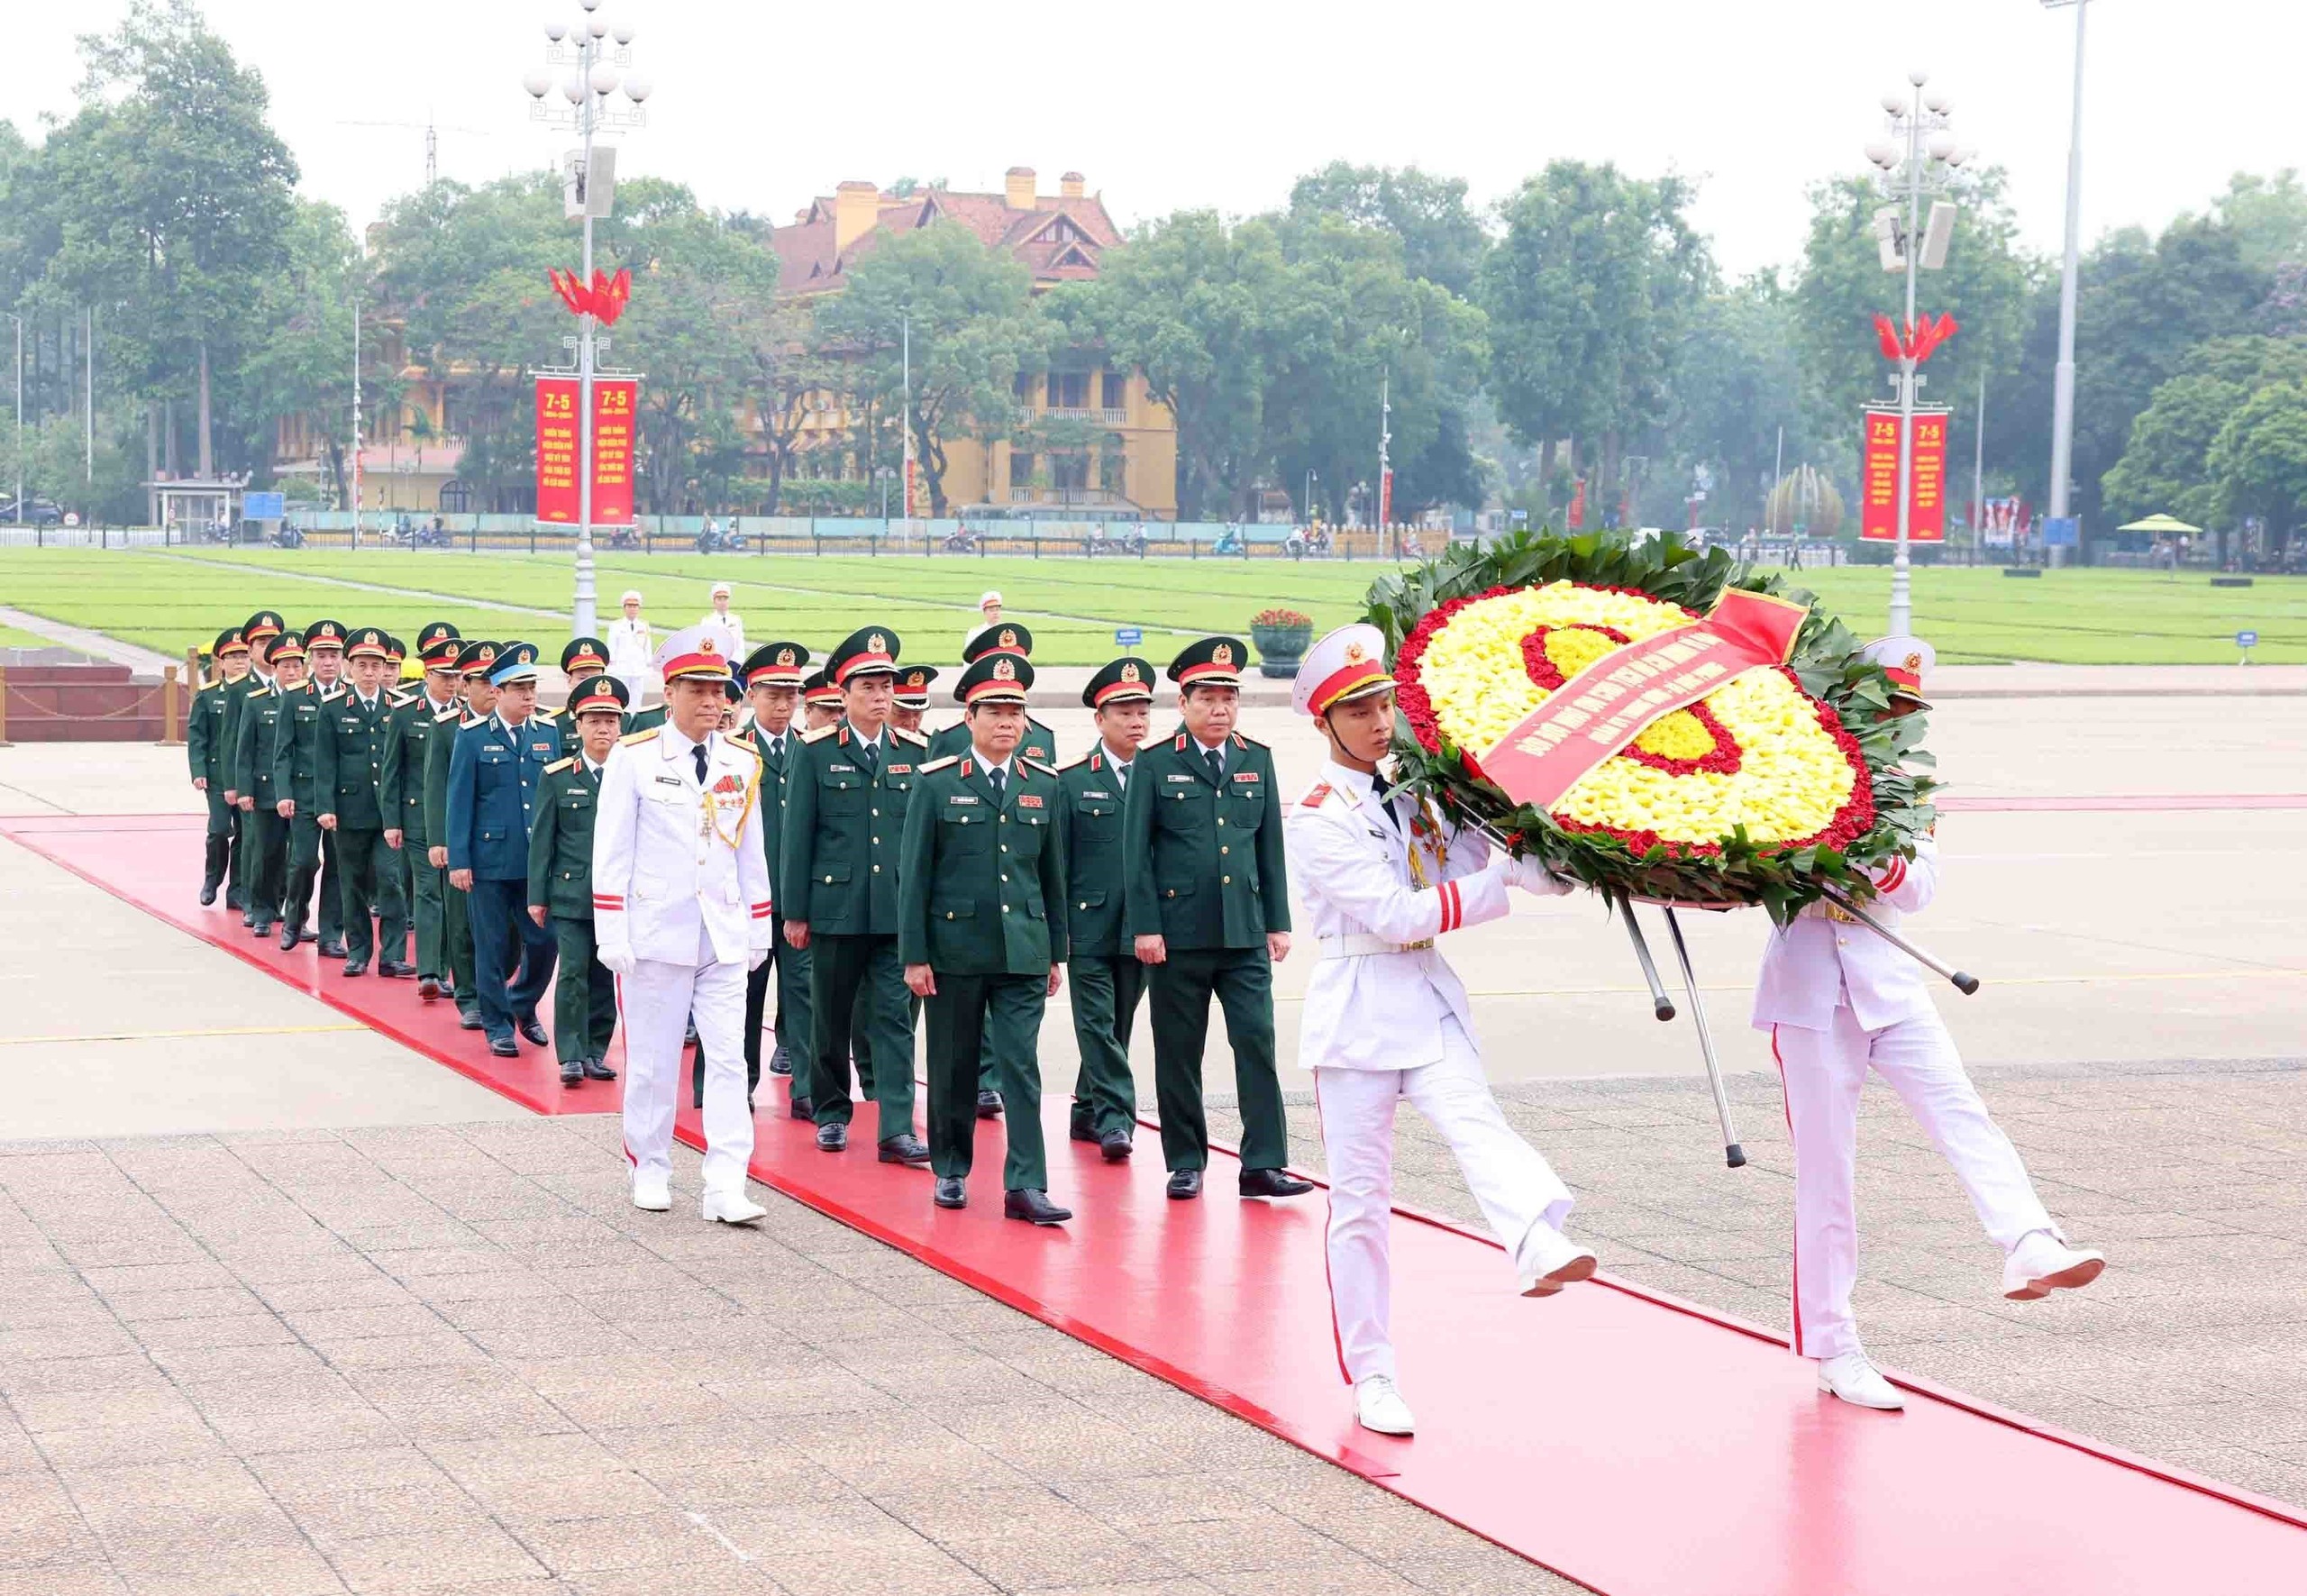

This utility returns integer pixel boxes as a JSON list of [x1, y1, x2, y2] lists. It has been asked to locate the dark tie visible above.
[[856, 738, 879, 777], [692, 743, 708, 783], [1375, 789, 1403, 835], [989, 765, 1007, 800], [1114, 762, 1128, 792], [1203, 746, 1223, 784], [769, 736, 783, 762]]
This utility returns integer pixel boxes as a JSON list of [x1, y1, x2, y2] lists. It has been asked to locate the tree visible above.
[[2207, 381, 2307, 552], [731, 294, 829, 515], [1478, 161, 1712, 519], [2210, 169, 2307, 272], [238, 197, 367, 503], [2102, 335, 2307, 529], [1653, 273, 1817, 531], [1288, 162, 1489, 297], [818, 222, 1044, 515]]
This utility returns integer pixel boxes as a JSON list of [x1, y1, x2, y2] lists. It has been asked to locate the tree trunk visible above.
[[163, 398, 179, 479], [196, 342, 214, 479], [1537, 435, 1557, 520], [145, 405, 160, 525], [1600, 431, 1621, 528]]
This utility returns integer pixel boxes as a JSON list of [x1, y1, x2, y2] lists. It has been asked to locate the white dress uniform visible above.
[[698, 611, 746, 660], [606, 610, 653, 702], [1283, 625, 1591, 1408], [593, 627, 774, 1209]]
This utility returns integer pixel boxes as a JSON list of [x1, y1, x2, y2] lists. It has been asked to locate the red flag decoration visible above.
[[1874, 313, 1960, 364], [546, 267, 633, 327]]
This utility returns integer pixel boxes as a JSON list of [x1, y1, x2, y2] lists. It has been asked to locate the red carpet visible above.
[[12, 812, 2307, 1596]]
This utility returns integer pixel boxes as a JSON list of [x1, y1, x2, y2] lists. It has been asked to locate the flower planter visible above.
[[1250, 625, 1312, 679]]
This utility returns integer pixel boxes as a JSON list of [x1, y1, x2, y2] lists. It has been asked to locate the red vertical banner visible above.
[[1907, 410, 1947, 541], [1858, 408, 1950, 543], [535, 377, 579, 524], [1380, 467, 1394, 529], [591, 378, 637, 526]]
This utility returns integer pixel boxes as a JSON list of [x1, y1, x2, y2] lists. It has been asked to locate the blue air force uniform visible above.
[[445, 643, 561, 1050]]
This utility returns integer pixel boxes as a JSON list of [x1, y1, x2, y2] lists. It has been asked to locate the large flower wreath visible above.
[[1365, 529, 1937, 921]]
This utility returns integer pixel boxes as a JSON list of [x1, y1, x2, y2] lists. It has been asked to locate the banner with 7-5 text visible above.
[[534, 376, 640, 525]]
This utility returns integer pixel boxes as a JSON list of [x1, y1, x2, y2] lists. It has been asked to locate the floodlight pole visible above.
[[1889, 78, 1924, 639], [7, 314, 21, 524], [573, 23, 599, 640], [2043, 0, 2088, 570]]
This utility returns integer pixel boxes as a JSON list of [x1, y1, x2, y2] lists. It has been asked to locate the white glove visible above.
[[1503, 854, 1570, 897], [598, 944, 637, 978], [746, 948, 769, 971]]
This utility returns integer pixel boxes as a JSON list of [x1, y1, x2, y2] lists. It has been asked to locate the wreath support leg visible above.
[[1664, 907, 1747, 1170], [1613, 891, 1677, 1023]]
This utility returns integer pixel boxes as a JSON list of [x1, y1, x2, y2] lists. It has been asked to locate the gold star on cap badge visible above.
[[1120, 661, 1141, 683], [868, 633, 887, 653], [1344, 641, 1368, 664], [1212, 643, 1233, 666], [992, 658, 1017, 679]]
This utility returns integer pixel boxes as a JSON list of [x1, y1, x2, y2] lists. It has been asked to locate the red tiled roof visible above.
[[770, 182, 1123, 296]]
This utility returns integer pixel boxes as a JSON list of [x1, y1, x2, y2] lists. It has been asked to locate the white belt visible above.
[[1317, 933, 1434, 959]]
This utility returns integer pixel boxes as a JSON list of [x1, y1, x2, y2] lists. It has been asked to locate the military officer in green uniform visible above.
[[800, 670, 842, 732], [382, 623, 462, 999], [528, 672, 626, 1088], [1059, 656, 1157, 1159], [271, 634, 330, 950], [220, 610, 287, 922], [891, 664, 938, 738], [1121, 636, 1312, 1201], [315, 626, 412, 977], [189, 626, 251, 905], [231, 629, 307, 939], [779, 626, 932, 1163], [900, 653, 1071, 1223], [735, 642, 812, 1115], [426, 641, 499, 1028], [302, 619, 351, 957]]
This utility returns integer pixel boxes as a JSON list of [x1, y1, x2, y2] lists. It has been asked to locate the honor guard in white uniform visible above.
[[1283, 625, 1599, 1439], [606, 590, 653, 703], [1753, 636, 2103, 1412], [699, 583, 747, 659], [593, 623, 776, 1224]]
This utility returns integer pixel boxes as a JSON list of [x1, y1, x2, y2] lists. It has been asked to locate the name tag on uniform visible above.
[[829, 762, 856, 773], [1166, 773, 1197, 784], [1232, 771, 1261, 783], [948, 794, 980, 807], [887, 763, 912, 775], [654, 774, 683, 788], [531, 739, 555, 755], [1017, 794, 1044, 808], [1082, 789, 1111, 799]]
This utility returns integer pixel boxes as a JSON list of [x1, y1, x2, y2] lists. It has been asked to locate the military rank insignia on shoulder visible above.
[[1022, 758, 1058, 778], [619, 727, 660, 745], [543, 755, 576, 775], [1299, 781, 1336, 808], [321, 687, 345, 703], [800, 724, 840, 743], [533, 707, 557, 721], [893, 725, 928, 748], [248, 686, 270, 699], [725, 734, 756, 753], [917, 754, 960, 774], [433, 707, 461, 724]]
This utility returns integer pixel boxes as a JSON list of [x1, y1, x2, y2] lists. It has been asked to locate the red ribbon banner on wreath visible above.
[[1474, 588, 1810, 813]]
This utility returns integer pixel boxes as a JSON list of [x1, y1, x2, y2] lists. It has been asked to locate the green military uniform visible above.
[[380, 625, 463, 991], [231, 662, 299, 935], [714, 642, 815, 1117], [315, 628, 409, 975], [188, 628, 248, 905], [427, 641, 500, 1026], [898, 654, 1069, 1198], [219, 612, 287, 917], [1058, 656, 1159, 1148], [272, 671, 328, 945], [1121, 637, 1295, 1178], [626, 703, 667, 734], [778, 627, 927, 1152], [528, 673, 626, 1083], [302, 622, 352, 953]]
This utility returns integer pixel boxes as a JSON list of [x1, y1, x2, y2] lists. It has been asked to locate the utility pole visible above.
[[900, 313, 914, 524], [84, 307, 94, 487], [7, 313, 21, 523], [1377, 372, 1391, 550], [2043, 0, 2089, 569], [351, 280, 363, 547], [1973, 369, 1987, 569]]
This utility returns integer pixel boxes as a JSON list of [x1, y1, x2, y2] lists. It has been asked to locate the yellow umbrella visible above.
[[2117, 513, 2202, 534]]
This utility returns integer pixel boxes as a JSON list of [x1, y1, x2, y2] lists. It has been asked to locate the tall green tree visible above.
[[2209, 169, 2307, 272], [1288, 162, 1489, 297], [238, 197, 367, 502], [1653, 273, 1817, 531], [819, 222, 1044, 515], [2206, 381, 2307, 552]]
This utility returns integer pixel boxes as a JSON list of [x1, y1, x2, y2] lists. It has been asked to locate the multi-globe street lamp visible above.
[[523, 0, 652, 641], [2041, 0, 2090, 565], [1864, 72, 1971, 637]]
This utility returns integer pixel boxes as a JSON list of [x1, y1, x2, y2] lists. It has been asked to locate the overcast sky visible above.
[[13, 0, 2293, 277]]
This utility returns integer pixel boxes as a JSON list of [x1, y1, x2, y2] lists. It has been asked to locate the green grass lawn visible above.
[[0, 546, 2300, 666], [0, 621, 68, 652]]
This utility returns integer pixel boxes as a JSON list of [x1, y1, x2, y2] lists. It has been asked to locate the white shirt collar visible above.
[[495, 708, 528, 735], [581, 752, 606, 774], [1101, 743, 1135, 770], [1193, 734, 1228, 757]]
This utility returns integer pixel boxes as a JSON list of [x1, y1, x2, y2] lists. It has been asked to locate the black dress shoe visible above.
[[1004, 1189, 1071, 1226], [1239, 1168, 1315, 1199], [417, 976, 443, 1001], [976, 1090, 1004, 1119], [199, 883, 219, 907], [318, 939, 348, 959], [298, 929, 316, 945], [249, 918, 273, 938], [240, 909, 256, 927], [341, 960, 368, 978], [378, 960, 415, 979], [517, 1017, 550, 1046], [1167, 1170, 1203, 1200], [278, 923, 300, 951], [582, 1057, 616, 1081], [934, 1176, 967, 1209], [487, 1035, 520, 1058], [561, 1059, 583, 1087], [789, 1096, 814, 1120], [878, 1134, 932, 1166], [768, 1046, 795, 1077], [457, 1008, 484, 1032], [1100, 1129, 1134, 1163], [1069, 1120, 1099, 1145], [816, 1123, 847, 1152]]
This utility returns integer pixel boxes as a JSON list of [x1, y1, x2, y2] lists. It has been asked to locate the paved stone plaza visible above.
[[1, 677, 2301, 1593]]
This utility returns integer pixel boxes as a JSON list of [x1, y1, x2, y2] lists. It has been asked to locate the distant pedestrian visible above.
[[699, 583, 746, 658], [606, 590, 652, 702], [962, 590, 1003, 652]]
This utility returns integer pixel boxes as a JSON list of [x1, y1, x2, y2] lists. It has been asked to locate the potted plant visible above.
[[1250, 606, 1314, 678]]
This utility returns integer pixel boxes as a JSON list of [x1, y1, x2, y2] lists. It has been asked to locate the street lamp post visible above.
[[1865, 74, 1970, 637], [2042, 0, 2088, 566], [6, 313, 21, 524], [524, 0, 651, 640]]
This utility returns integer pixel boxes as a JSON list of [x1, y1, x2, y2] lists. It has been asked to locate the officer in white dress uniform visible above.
[[606, 590, 653, 703], [699, 583, 747, 660], [593, 623, 776, 1224], [1283, 624, 1599, 1439], [1753, 635, 2104, 1411]]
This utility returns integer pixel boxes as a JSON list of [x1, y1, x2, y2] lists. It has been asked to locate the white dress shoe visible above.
[[1517, 1226, 1599, 1297], [1817, 1352, 1905, 1410], [702, 1190, 767, 1226], [631, 1177, 671, 1213], [2002, 1230, 2105, 1301], [1354, 1374, 1415, 1436]]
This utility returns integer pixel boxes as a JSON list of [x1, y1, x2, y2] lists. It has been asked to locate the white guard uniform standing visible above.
[[606, 592, 653, 704], [700, 585, 747, 660], [1283, 625, 1597, 1438], [1751, 635, 2102, 1411], [594, 625, 775, 1222]]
